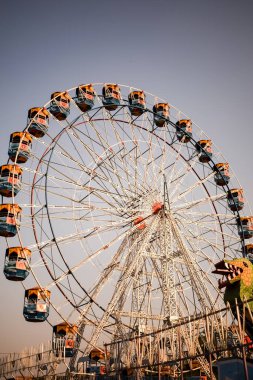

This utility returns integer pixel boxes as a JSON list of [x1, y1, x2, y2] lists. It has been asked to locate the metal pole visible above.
[[208, 353, 213, 380], [242, 346, 249, 380], [158, 342, 161, 380], [235, 299, 249, 380], [178, 326, 184, 380], [205, 313, 213, 380]]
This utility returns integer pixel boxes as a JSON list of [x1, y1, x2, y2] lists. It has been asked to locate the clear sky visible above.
[[1, 0, 253, 354]]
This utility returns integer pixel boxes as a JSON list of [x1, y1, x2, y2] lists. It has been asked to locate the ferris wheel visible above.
[[0, 83, 252, 368]]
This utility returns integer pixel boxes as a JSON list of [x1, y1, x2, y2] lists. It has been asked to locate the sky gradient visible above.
[[1, 0, 253, 354]]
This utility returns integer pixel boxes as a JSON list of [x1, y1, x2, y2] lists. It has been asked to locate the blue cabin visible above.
[[227, 188, 244, 211], [53, 322, 77, 357], [176, 119, 192, 142], [23, 287, 51, 322], [196, 140, 212, 163], [0, 204, 22, 237], [4, 247, 31, 281], [8, 132, 32, 164], [49, 92, 70, 121], [102, 84, 121, 111], [237, 217, 253, 239], [213, 163, 230, 186], [153, 103, 170, 127], [75, 84, 95, 112], [128, 90, 146, 117], [27, 107, 49, 138], [0, 165, 22, 197]]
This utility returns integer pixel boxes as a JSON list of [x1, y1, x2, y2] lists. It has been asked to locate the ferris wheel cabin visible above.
[[4, 247, 31, 281], [23, 287, 51, 322], [227, 189, 244, 211], [49, 92, 70, 120], [75, 84, 95, 112], [237, 217, 253, 239], [87, 348, 106, 375], [8, 132, 32, 163], [245, 244, 253, 262], [27, 107, 49, 138], [196, 140, 213, 163], [153, 103, 170, 127], [176, 119, 192, 142], [53, 322, 77, 357], [213, 163, 230, 186], [102, 84, 121, 111], [0, 204, 21, 237], [128, 90, 146, 116], [0, 165, 22, 197]]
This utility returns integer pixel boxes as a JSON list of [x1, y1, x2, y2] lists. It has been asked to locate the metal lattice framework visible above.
[[1, 83, 251, 376]]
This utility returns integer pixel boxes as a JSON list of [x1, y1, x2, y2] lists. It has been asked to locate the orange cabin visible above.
[[50, 91, 70, 121], [128, 90, 146, 116], [0, 203, 22, 237], [237, 216, 253, 239], [27, 107, 49, 138], [25, 287, 51, 300], [102, 84, 121, 111], [6, 246, 31, 259], [176, 119, 192, 142], [23, 287, 51, 322], [245, 244, 253, 256], [89, 348, 106, 361], [153, 103, 170, 126], [53, 322, 78, 336], [8, 132, 32, 163], [196, 140, 212, 162], [75, 84, 95, 112], [4, 247, 31, 281], [213, 163, 230, 186], [227, 188, 244, 211], [0, 164, 22, 197], [0, 203, 22, 214], [53, 322, 77, 357]]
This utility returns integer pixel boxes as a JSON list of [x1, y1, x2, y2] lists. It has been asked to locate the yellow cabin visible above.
[[0, 203, 22, 237], [27, 107, 49, 138], [237, 216, 253, 239], [176, 119, 192, 142], [102, 83, 121, 111], [0, 164, 22, 197], [4, 247, 31, 281], [196, 140, 212, 162], [53, 322, 78, 357], [227, 188, 244, 211], [213, 163, 230, 186], [153, 103, 170, 126], [245, 244, 253, 258], [128, 90, 146, 116], [75, 84, 95, 112], [50, 91, 70, 121], [23, 287, 51, 322], [8, 132, 32, 163], [89, 348, 106, 361], [53, 322, 78, 336]]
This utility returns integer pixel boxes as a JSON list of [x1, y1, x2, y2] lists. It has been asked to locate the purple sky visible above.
[[1, 0, 253, 354]]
